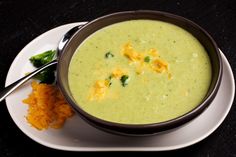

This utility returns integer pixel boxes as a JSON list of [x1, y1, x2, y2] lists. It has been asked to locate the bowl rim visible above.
[[57, 10, 223, 133]]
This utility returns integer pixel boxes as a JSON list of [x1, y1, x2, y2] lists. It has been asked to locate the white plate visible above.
[[5, 22, 235, 151]]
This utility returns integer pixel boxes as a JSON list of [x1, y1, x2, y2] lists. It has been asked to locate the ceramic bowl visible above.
[[57, 10, 222, 136]]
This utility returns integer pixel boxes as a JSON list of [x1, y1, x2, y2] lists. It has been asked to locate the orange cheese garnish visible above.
[[152, 59, 169, 73], [22, 81, 74, 130], [112, 69, 125, 79], [89, 80, 109, 101], [121, 42, 143, 62]]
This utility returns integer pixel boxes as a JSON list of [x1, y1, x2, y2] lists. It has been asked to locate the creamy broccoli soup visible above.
[[68, 20, 212, 124]]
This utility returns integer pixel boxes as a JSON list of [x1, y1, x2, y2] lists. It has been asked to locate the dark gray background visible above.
[[0, 0, 235, 156]]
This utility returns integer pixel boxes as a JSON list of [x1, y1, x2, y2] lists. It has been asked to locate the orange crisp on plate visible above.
[[22, 81, 74, 130]]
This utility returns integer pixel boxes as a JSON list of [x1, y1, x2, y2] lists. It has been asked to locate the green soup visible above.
[[68, 20, 212, 124]]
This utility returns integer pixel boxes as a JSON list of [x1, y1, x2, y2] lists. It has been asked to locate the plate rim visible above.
[[5, 23, 235, 151]]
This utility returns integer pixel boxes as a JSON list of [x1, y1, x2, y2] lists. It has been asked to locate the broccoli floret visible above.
[[29, 50, 56, 84], [34, 66, 56, 84], [29, 50, 56, 68]]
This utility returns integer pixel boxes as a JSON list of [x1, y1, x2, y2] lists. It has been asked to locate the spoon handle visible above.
[[0, 60, 58, 102]]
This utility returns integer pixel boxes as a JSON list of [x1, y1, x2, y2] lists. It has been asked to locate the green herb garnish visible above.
[[144, 56, 150, 63], [105, 52, 114, 59], [120, 75, 129, 87], [29, 50, 56, 84]]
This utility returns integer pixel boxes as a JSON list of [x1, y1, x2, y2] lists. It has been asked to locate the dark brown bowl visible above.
[[57, 10, 222, 136]]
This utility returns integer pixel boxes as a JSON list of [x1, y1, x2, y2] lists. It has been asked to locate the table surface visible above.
[[0, 0, 235, 156]]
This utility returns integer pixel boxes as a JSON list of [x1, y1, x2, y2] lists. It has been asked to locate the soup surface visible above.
[[68, 20, 212, 124]]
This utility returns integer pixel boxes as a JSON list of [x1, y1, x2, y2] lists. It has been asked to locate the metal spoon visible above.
[[0, 25, 83, 102]]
